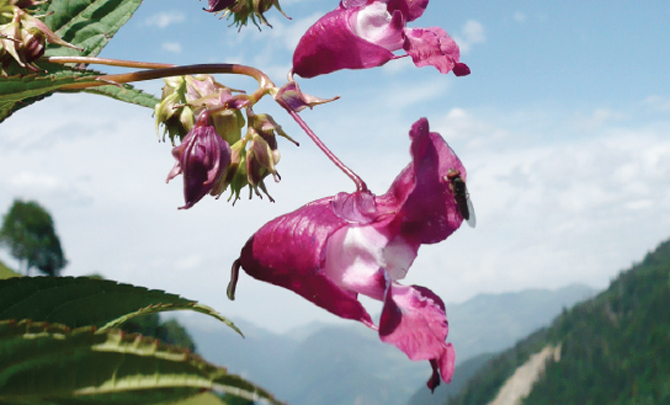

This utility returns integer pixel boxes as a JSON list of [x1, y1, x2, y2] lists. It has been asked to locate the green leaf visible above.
[[0, 277, 241, 336], [0, 65, 100, 122], [0, 63, 157, 123], [0, 1, 155, 121], [0, 320, 282, 405], [43, 0, 144, 58], [84, 84, 159, 109]]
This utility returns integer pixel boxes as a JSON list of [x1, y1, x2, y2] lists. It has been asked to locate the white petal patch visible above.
[[324, 226, 417, 299], [383, 235, 416, 281], [351, 2, 404, 51]]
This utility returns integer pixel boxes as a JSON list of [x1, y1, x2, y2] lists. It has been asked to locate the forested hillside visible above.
[[449, 237, 670, 404]]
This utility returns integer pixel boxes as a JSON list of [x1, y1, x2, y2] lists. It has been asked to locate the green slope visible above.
[[449, 237, 670, 405], [0, 260, 19, 279]]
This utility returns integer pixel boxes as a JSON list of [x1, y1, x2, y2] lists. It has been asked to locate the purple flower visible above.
[[203, 0, 235, 12], [292, 0, 470, 78], [166, 114, 232, 209], [229, 118, 468, 390]]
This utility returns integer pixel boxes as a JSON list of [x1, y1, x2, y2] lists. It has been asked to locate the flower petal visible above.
[[324, 224, 417, 299], [386, 0, 429, 22], [292, 6, 395, 78], [380, 117, 467, 244], [237, 197, 376, 327], [351, 3, 405, 52], [403, 27, 470, 76], [379, 282, 455, 391]]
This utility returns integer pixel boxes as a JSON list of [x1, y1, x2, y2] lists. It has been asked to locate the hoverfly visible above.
[[446, 169, 476, 228]]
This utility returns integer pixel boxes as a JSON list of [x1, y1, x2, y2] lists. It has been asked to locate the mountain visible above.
[[446, 284, 595, 366], [184, 284, 594, 405], [408, 353, 497, 405], [406, 284, 595, 405], [448, 237, 670, 404]]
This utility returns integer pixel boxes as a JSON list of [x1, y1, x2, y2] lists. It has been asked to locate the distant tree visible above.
[[120, 314, 197, 353], [0, 199, 67, 276]]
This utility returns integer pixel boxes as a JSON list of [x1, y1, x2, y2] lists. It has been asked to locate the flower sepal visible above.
[[275, 78, 340, 112]]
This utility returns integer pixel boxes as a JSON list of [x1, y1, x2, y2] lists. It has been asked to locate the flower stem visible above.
[[278, 101, 368, 192], [46, 57, 274, 102]]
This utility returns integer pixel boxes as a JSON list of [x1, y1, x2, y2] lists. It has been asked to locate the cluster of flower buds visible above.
[[156, 74, 296, 209], [202, 0, 289, 28], [0, 0, 80, 74]]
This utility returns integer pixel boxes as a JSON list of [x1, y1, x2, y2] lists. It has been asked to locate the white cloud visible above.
[[392, 105, 670, 308], [572, 108, 624, 132], [145, 12, 185, 29], [514, 11, 527, 23], [643, 95, 670, 112], [162, 42, 182, 53], [455, 20, 486, 54]]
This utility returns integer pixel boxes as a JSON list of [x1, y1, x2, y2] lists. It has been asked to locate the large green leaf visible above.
[[43, 0, 144, 58], [0, 277, 241, 335], [83, 84, 159, 109], [0, 320, 282, 405], [0, 65, 101, 122], [0, 0, 154, 122], [0, 64, 157, 124]]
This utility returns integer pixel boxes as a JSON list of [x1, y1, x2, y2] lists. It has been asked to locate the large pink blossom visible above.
[[229, 118, 468, 390], [292, 0, 470, 78]]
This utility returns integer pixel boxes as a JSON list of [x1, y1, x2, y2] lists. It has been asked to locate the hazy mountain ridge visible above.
[[185, 284, 595, 405], [448, 237, 670, 405]]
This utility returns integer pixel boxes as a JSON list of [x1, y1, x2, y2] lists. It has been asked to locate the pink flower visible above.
[[292, 0, 470, 78], [166, 114, 232, 209], [229, 118, 469, 390]]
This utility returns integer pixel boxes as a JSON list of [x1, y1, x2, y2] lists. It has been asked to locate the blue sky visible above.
[[1, 0, 669, 332]]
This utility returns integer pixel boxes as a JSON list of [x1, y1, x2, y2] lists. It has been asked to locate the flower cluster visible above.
[[156, 74, 295, 208], [0, 0, 80, 74], [292, 0, 470, 78], [202, 0, 289, 29], [228, 118, 468, 390]]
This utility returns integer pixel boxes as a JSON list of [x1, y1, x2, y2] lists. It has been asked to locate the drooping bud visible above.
[[166, 112, 232, 209]]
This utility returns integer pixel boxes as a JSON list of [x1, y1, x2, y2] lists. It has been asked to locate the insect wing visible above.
[[465, 194, 476, 228]]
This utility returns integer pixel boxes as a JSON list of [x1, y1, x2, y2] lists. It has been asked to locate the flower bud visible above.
[[245, 129, 279, 200], [20, 26, 45, 63], [154, 76, 194, 143], [211, 139, 249, 203], [166, 113, 232, 209], [0, 5, 81, 73], [155, 75, 247, 145]]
